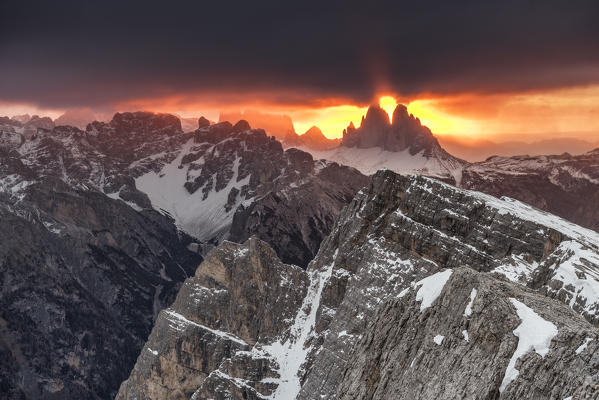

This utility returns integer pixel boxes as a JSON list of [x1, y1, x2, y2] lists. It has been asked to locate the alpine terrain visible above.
[[0, 112, 367, 398], [288, 105, 599, 233], [117, 170, 599, 400]]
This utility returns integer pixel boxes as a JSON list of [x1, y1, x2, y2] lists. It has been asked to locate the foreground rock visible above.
[[117, 238, 308, 399], [118, 170, 599, 399], [338, 267, 597, 400]]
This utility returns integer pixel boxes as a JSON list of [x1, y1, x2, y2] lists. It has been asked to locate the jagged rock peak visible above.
[[341, 103, 441, 155], [108, 111, 183, 135], [361, 104, 390, 130], [303, 125, 324, 139], [232, 119, 251, 132], [198, 115, 211, 128]]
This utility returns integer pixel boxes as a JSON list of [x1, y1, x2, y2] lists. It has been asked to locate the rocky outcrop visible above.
[[198, 116, 211, 128], [117, 238, 309, 400], [118, 170, 599, 399], [337, 267, 598, 400]]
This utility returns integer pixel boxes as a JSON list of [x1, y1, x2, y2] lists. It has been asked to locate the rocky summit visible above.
[[294, 104, 466, 182], [117, 169, 599, 399]]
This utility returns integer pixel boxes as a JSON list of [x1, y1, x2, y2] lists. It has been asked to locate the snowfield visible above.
[[296, 145, 464, 181]]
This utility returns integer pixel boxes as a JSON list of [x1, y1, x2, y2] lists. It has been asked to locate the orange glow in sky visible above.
[[379, 96, 397, 122], [3, 85, 599, 144], [291, 95, 481, 139], [292, 85, 599, 141], [406, 100, 480, 137]]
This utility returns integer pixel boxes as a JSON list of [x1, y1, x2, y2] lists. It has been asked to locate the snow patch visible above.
[[462, 330, 469, 342], [164, 310, 248, 346], [547, 241, 599, 318], [261, 258, 336, 399], [492, 254, 539, 283], [575, 337, 593, 355], [414, 269, 453, 311], [499, 299, 558, 393], [136, 139, 251, 240], [464, 288, 477, 317], [433, 335, 445, 345]]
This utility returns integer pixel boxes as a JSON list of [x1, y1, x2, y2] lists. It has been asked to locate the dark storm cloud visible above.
[[1, 0, 599, 108]]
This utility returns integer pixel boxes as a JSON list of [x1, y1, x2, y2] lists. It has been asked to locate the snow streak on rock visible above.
[[264, 253, 337, 399]]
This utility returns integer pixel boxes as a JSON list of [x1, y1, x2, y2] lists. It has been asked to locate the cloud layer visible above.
[[2, 0, 599, 108]]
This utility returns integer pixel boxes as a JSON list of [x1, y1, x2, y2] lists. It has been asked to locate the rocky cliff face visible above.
[[0, 178, 202, 399], [337, 267, 598, 400], [117, 238, 309, 400], [460, 150, 599, 232], [119, 170, 599, 399]]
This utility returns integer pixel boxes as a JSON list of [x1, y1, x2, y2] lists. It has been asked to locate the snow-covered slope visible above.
[[135, 139, 251, 240], [460, 149, 599, 231], [298, 145, 464, 180]]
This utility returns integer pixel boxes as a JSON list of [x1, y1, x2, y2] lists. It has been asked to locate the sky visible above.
[[1, 0, 599, 143]]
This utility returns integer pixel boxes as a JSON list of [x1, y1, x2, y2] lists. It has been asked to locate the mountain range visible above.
[[0, 112, 365, 398], [281, 104, 599, 232], [1, 109, 599, 399]]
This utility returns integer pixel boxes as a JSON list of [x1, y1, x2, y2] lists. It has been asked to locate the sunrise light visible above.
[[379, 96, 398, 122], [407, 99, 480, 136]]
